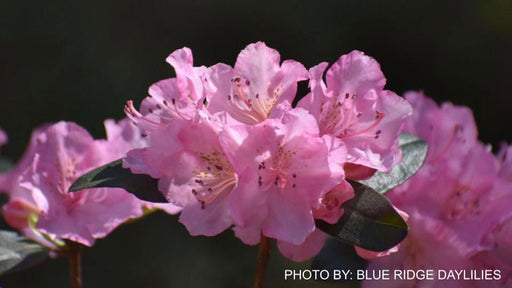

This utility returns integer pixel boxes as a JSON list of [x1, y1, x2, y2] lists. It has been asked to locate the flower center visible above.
[[443, 184, 481, 220], [257, 144, 298, 191], [225, 76, 279, 124], [192, 151, 236, 209], [317, 93, 385, 140]]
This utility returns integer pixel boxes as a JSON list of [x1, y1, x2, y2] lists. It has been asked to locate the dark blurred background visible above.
[[0, 0, 510, 287]]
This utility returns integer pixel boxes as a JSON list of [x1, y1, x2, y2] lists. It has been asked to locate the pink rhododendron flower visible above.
[[402, 90, 478, 166], [132, 47, 210, 124], [297, 51, 412, 173], [364, 210, 480, 288], [2, 121, 153, 247], [207, 42, 308, 124], [363, 91, 511, 287], [125, 114, 237, 236], [219, 108, 346, 245], [123, 42, 412, 262]]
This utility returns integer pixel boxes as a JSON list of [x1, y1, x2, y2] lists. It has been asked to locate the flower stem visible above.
[[253, 235, 271, 288], [68, 241, 82, 288]]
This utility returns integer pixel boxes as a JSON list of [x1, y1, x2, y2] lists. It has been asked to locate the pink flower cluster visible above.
[[123, 42, 412, 260], [363, 91, 512, 287], [0, 120, 180, 247]]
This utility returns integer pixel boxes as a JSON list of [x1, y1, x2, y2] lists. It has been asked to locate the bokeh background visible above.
[[0, 0, 511, 287]]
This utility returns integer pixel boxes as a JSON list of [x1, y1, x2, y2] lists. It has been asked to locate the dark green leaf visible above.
[[69, 159, 168, 203], [0, 230, 49, 275], [312, 238, 367, 283], [359, 133, 428, 193], [317, 181, 407, 252]]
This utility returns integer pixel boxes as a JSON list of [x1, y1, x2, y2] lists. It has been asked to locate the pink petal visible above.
[[179, 193, 231, 236], [325, 50, 386, 97], [262, 187, 315, 245], [277, 229, 328, 262], [207, 42, 306, 124]]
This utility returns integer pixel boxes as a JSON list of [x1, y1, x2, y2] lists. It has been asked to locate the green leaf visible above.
[[359, 133, 428, 193], [69, 159, 168, 203], [316, 181, 408, 252], [0, 230, 49, 275]]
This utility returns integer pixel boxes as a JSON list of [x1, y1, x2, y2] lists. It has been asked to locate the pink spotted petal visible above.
[[166, 47, 209, 105], [207, 42, 307, 124], [235, 42, 281, 94], [344, 90, 412, 172], [178, 193, 231, 236], [325, 50, 386, 98]]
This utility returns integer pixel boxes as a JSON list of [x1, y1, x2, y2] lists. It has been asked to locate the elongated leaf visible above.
[[0, 230, 49, 275], [69, 159, 168, 203], [317, 181, 407, 252], [359, 133, 428, 193]]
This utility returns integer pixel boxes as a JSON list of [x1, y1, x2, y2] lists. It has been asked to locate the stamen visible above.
[[226, 77, 269, 124], [190, 151, 237, 209], [124, 100, 165, 127], [338, 111, 385, 139], [236, 83, 251, 107], [165, 98, 188, 119]]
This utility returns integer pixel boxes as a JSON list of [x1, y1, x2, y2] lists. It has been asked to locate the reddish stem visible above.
[[253, 235, 271, 288], [68, 242, 82, 288]]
